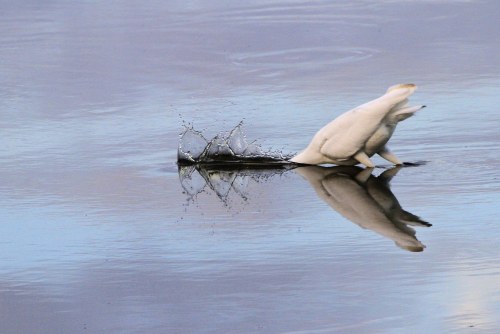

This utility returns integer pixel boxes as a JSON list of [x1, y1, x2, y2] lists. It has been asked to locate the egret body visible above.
[[290, 84, 426, 167]]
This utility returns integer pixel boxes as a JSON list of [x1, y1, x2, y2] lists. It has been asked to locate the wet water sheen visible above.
[[1, 1, 499, 333]]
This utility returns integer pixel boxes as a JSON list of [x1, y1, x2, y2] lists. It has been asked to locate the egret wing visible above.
[[318, 108, 383, 159]]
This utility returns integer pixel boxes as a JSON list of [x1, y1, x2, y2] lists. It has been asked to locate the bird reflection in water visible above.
[[178, 164, 430, 252], [295, 165, 431, 252]]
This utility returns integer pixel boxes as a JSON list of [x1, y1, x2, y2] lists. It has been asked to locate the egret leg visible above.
[[378, 147, 402, 165], [354, 151, 375, 168]]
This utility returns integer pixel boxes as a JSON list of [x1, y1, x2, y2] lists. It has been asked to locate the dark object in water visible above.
[[402, 161, 428, 167], [177, 122, 294, 166]]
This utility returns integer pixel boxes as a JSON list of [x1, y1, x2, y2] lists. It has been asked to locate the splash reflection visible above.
[[178, 164, 294, 204], [178, 165, 431, 252]]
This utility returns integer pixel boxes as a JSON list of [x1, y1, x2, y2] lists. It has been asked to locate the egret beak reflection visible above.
[[178, 165, 431, 252]]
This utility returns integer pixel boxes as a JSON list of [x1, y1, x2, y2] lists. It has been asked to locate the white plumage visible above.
[[290, 84, 426, 167]]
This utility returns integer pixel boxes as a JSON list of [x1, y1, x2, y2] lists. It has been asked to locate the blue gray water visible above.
[[1, 1, 499, 333]]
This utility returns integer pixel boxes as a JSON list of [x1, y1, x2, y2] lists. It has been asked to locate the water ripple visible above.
[[229, 46, 378, 69], [167, 2, 381, 27]]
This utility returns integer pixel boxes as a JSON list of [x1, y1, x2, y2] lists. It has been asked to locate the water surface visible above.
[[1, 1, 499, 333]]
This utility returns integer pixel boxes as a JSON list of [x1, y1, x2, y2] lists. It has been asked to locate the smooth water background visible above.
[[1, 1, 499, 333]]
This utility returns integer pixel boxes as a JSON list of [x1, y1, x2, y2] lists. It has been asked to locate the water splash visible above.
[[177, 122, 294, 165]]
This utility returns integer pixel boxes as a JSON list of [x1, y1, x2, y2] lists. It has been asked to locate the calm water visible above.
[[1, 1, 499, 333]]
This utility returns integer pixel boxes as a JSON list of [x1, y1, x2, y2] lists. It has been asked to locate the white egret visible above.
[[290, 84, 426, 167]]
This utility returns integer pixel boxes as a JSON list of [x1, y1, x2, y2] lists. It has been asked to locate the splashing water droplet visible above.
[[177, 122, 294, 165], [227, 122, 248, 155], [177, 127, 208, 162]]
